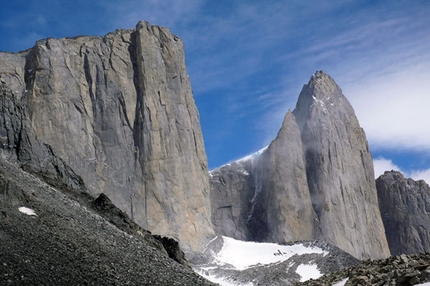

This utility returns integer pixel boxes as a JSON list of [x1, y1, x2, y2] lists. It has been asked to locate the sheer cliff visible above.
[[377, 171, 430, 255], [0, 79, 215, 285], [210, 71, 390, 259], [294, 71, 389, 259], [0, 21, 213, 253]]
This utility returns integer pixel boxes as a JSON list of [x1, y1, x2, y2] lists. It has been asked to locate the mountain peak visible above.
[[295, 71, 344, 115]]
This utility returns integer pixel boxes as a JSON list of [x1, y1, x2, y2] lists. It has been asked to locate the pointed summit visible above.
[[293, 71, 390, 259], [293, 71, 354, 129], [209, 71, 390, 259]]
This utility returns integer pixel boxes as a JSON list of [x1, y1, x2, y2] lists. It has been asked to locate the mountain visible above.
[[377, 171, 430, 256], [0, 79, 215, 285], [0, 21, 213, 254], [210, 71, 390, 260], [6, 20, 429, 285]]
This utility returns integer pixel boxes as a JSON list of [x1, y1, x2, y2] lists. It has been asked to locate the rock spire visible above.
[[210, 71, 390, 259]]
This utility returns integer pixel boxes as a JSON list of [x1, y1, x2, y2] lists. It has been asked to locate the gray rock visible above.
[[209, 112, 314, 243], [0, 158, 215, 285], [0, 81, 215, 284], [258, 111, 314, 242], [210, 160, 255, 240], [293, 71, 390, 259], [297, 252, 430, 286], [210, 71, 390, 260], [376, 170, 430, 255], [0, 76, 85, 193], [0, 21, 214, 253]]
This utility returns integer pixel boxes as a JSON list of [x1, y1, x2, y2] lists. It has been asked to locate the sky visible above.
[[1, 0, 429, 182]]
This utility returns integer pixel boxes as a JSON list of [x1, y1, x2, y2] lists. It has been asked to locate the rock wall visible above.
[[293, 71, 389, 259], [210, 160, 255, 240], [377, 171, 430, 255], [0, 21, 213, 253], [210, 71, 390, 259], [257, 111, 314, 242], [0, 79, 84, 193]]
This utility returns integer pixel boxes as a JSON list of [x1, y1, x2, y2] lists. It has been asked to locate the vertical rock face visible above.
[[209, 112, 314, 243], [0, 81, 85, 193], [210, 71, 390, 259], [293, 71, 389, 259], [376, 171, 430, 255], [0, 21, 213, 252], [210, 160, 255, 240], [255, 111, 315, 242]]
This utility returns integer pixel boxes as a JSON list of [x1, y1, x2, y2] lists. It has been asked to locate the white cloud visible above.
[[374, 157, 430, 184], [344, 66, 430, 152], [373, 158, 402, 178], [98, 1, 430, 170], [409, 169, 430, 185]]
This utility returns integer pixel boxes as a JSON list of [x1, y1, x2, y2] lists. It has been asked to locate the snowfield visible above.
[[195, 236, 329, 286], [215, 236, 327, 270]]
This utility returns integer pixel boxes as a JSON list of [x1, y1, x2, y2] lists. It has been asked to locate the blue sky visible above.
[[1, 0, 430, 181]]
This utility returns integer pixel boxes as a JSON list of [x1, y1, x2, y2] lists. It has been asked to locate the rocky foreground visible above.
[[0, 159, 215, 285], [297, 253, 430, 286]]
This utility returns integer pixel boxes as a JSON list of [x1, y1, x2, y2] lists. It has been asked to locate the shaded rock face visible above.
[[259, 111, 315, 242], [376, 171, 430, 255], [0, 21, 213, 252], [210, 160, 256, 240], [210, 71, 390, 259], [0, 78, 85, 193], [210, 113, 314, 243]]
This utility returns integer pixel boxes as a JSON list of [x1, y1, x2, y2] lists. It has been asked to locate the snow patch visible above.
[[296, 263, 321, 282], [237, 146, 268, 163], [198, 271, 252, 286], [312, 95, 328, 113], [333, 278, 348, 286], [18, 207, 37, 216], [213, 236, 327, 271]]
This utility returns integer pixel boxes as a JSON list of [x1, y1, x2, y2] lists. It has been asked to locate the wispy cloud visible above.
[[4, 0, 425, 170], [267, 1, 430, 153], [100, 0, 202, 32]]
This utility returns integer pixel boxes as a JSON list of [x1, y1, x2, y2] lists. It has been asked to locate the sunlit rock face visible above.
[[293, 71, 390, 259], [0, 21, 213, 253], [377, 171, 430, 255], [210, 71, 390, 260]]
